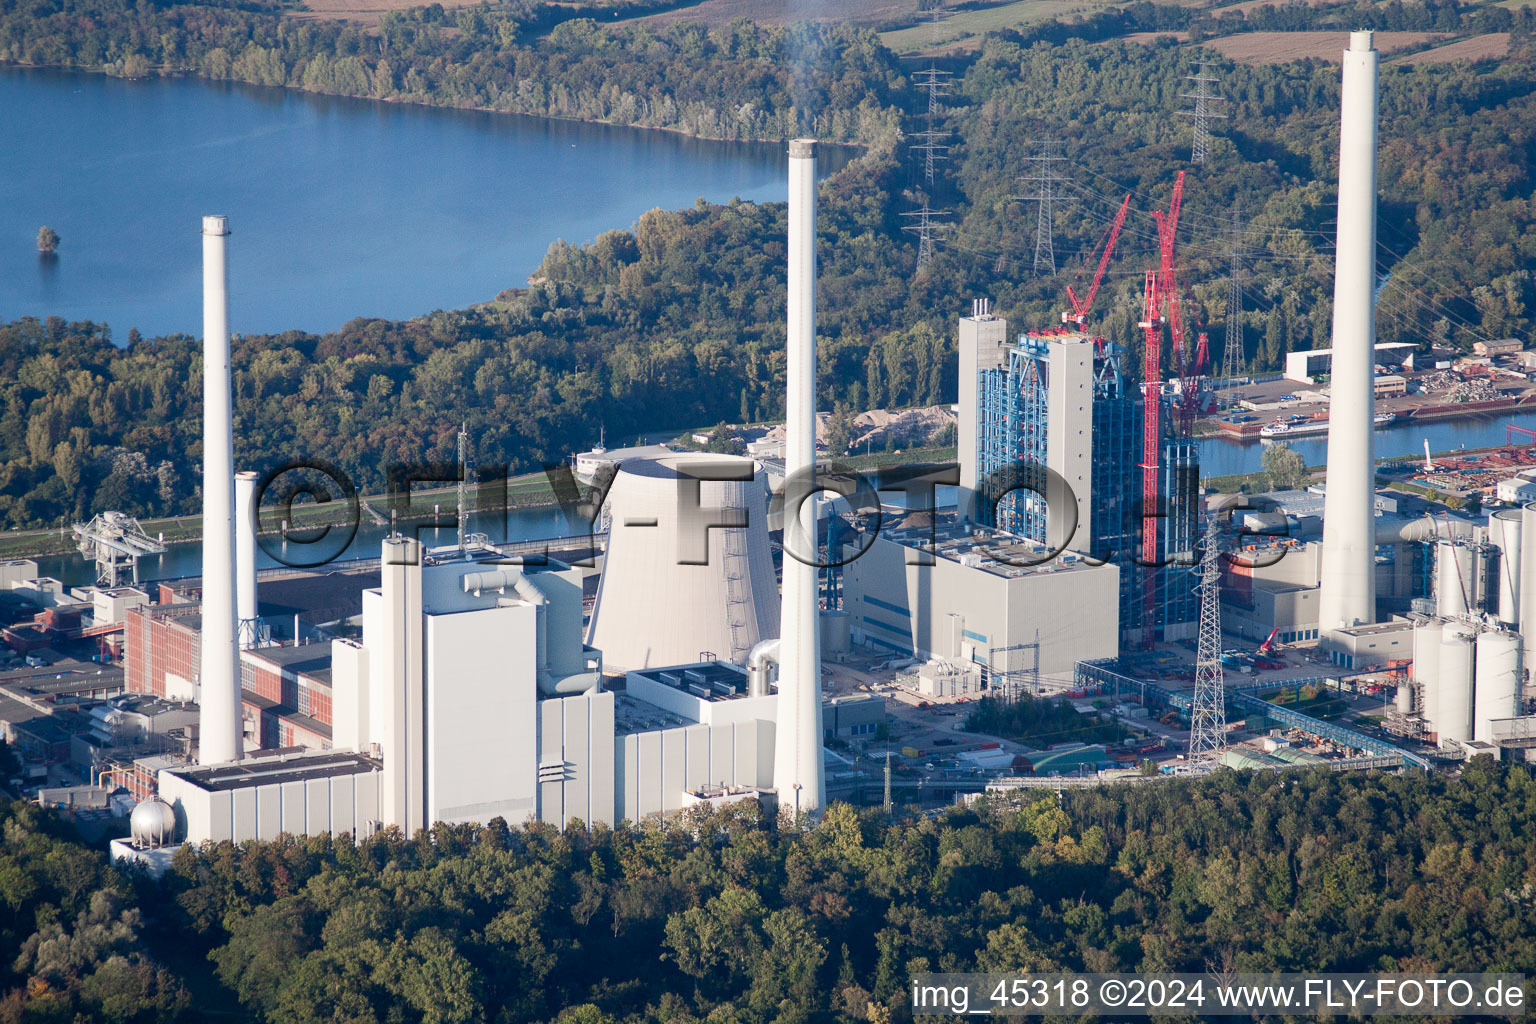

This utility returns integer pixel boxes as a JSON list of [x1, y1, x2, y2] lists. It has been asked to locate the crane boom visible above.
[[1155, 172, 1186, 369], [1064, 193, 1131, 326], [1138, 269, 1163, 646]]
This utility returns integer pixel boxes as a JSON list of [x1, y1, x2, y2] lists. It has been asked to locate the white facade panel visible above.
[[233, 787, 257, 843], [281, 781, 306, 836], [305, 777, 331, 836], [331, 773, 356, 837], [256, 786, 281, 841], [425, 603, 538, 826], [661, 730, 686, 814], [638, 731, 662, 818]]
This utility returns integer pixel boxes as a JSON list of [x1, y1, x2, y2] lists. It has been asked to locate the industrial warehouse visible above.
[[0, 35, 1524, 880]]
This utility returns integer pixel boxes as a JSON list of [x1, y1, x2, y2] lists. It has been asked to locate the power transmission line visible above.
[[902, 65, 954, 276], [909, 64, 953, 188], [1221, 211, 1245, 378], [1180, 61, 1226, 165], [901, 205, 948, 275], [1018, 138, 1065, 276]]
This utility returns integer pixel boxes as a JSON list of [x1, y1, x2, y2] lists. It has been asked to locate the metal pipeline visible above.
[[746, 637, 780, 698], [467, 569, 600, 695]]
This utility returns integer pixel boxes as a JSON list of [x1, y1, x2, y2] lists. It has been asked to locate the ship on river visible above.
[[1260, 412, 1396, 439]]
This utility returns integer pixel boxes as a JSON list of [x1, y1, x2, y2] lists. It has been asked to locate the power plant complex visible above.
[[2, 34, 1506, 872], [110, 141, 838, 865]]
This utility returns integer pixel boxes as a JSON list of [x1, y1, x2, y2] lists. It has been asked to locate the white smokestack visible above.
[[198, 216, 241, 765], [235, 470, 259, 649], [1318, 31, 1379, 633], [773, 139, 825, 815]]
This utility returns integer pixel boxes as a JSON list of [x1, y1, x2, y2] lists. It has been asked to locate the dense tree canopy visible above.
[[5, 763, 1536, 1021]]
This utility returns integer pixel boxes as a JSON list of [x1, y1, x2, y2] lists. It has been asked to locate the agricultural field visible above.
[[1202, 30, 1446, 62], [630, 0, 911, 29], [1388, 31, 1511, 62], [290, 0, 482, 22], [878, 0, 1111, 54], [1119, 29, 1192, 42], [1207, 0, 1348, 16]]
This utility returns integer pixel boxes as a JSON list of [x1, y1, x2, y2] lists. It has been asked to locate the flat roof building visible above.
[[841, 521, 1119, 680]]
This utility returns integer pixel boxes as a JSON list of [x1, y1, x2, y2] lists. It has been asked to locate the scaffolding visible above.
[[974, 330, 1160, 645]]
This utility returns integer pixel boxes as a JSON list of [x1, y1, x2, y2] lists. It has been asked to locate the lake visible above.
[[0, 68, 848, 339]]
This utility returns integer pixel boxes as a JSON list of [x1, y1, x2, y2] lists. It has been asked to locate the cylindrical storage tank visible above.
[[1490, 509, 1523, 626], [586, 454, 780, 673], [1436, 628, 1476, 746], [1435, 540, 1479, 620], [1408, 618, 1443, 716], [1521, 501, 1536, 669], [1474, 629, 1521, 743]]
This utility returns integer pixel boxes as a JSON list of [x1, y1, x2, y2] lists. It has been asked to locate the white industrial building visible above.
[[840, 522, 1119, 678]]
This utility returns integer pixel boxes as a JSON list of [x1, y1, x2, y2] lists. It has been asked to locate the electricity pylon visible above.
[[1180, 62, 1226, 165], [1188, 515, 1228, 766]]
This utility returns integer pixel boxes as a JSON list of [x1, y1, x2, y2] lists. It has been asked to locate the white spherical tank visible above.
[[1489, 509, 1522, 626], [586, 454, 780, 672], [1434, 540, 1480, 620], [129, 798, 178, 849], [1436, 628, 1476, 746], [1474, 629, 1521, 743]]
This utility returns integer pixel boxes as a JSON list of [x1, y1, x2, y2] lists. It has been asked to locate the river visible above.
[[0, 67, 849, 338], [1197, 410, 1536, 478]]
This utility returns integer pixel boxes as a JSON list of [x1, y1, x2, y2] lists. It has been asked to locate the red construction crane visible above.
[[1063, 194, 1131, 327], [1154, 172, 1186, 369], [1140, 173, 1184, 645], [1139, 268, 1163, 644]]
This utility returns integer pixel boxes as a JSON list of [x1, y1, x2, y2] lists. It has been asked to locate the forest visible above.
[[2, 761, 1535, 1022], [0, 0, 907, 144], [0, 0, 1533, 531]]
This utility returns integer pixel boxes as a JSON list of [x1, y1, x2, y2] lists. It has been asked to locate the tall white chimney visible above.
[[1318, 31, 1379, 633], [198, 216, 241, 765], [235, 470, 260, 649], [773, 139, 825, 815]]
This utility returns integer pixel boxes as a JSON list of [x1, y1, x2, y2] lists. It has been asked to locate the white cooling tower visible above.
[[585, 454, 778, 672], [199, 215, 241, 766], [1474, 629, 1520, 743], [1489, 508, 1522, 626], [1434, 540, 1480, 620], [1409, 617, 1442, 716], [1317, 31, 1381, 633], [1436, 627, 1476, 746]]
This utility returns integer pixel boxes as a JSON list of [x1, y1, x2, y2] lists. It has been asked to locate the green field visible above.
[[878, 0, 1109, 54]]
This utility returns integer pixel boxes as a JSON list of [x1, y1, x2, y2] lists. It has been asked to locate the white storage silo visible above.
[[1474, 629, 1521, 743], [1521, 501, 1536, 670], [1489, 509, 1522, 626], [1434, 540, 1480, 620], [1407, 617, 1443, 716], [1436, 627, 1476, 746], [586, 453, 779, 672]]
